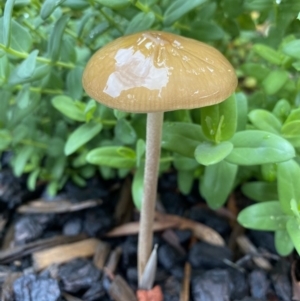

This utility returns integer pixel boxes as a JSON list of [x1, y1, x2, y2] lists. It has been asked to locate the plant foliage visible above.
[[1, 0, 300, 254]]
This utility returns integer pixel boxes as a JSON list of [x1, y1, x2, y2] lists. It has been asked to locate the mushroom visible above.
[[82, 31, 237, 285]]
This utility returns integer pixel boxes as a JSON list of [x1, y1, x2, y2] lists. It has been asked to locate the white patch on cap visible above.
[[104, 47, 169, 98]]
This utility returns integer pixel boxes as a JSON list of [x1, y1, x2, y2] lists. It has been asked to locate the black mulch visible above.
[[0, 164, 297, 301]]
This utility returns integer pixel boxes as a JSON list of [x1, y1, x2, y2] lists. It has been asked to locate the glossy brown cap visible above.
[[82, 31, 237, 113]]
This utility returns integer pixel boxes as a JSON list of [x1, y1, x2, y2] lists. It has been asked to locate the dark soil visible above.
[[0, 164, 297, 301]]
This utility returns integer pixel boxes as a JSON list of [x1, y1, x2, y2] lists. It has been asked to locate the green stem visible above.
[[132, 0, 191, 31], [0, 133, 47, 149], [0, 44, 75, 69], [15, 85, 63, 95], [20, 139, 48, 149], [99, 9, 124, 34]]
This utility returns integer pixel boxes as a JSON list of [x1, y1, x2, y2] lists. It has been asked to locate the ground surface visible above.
[[0, 165, 295, 301]]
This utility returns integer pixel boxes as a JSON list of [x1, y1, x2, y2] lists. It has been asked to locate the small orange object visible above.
[[137, 285, 164, 301]]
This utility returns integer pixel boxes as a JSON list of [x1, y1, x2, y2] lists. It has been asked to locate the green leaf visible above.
[[27, 168, 41, 191], [13, 146, 35, 177], [275, 230, 294, 256], [48, 15, 69, 62], [16, 84, 30, 109], [173, 154, 198, 170], [12, 124, 29, 145], [200, 160, 237, 209], [290, 199, 300, 219], [79, 165, 95, 179], [237, 201, 288, 231], [61, 0, 89, 9], [226, 131, 295, 165], [285, 108, 300, 124], [47, 180, 59, 197], [196, 1, 216, 20], [282, 40, 300, 60], [8, 95, 39, 128], [64, 122, 103, 155], [52, 96, 85, 121], [95, 0, 130, 9], [87, 22, 110, 43], [0, 18, 32, 52], [77, 12, 97, 38], [84, 99, 97, 122], [71, 174, 86, 187], [47, 137, 65, 157], [0, 54, 9, 86], [241, 181, 278, 202], [282, 121, 300, 138], [277, 160, 300, 214], [261, 163, 277, 182], [183, 20, 224, 41], [248, 109, 282, 134], [262, 70, 289, 95], [244, 0, 273, 11], [252, 44, 283, 65], [178, 170, 194, 195], [60, 36, 77, 63], [0, 129, 12, 150], [9, 64, 51, 85], [125, 12, 155, 35], [113, 109, 129, 120], [240, 63, 269, 81], [272, 99, 291, 121], [201, 94, 237, 142], [132, 163, 144, 210], [162, 122, 205, 158], [48, 156, 67, 180], [114, 119, 137, 145], [3, 0, 15, 47], [67, 67, 84, 100], [164, 0, 207, 26], [222, 0, 243, 17], [17, 50, 39, 79], [194, 141, 233, 166], [287, 217, 300, 255], [86, 146, 136, 169], [236, 92, 248, 132], [40, 0, 67, 19], [292, 61, 300, 71], [136, 139, 145, 167]]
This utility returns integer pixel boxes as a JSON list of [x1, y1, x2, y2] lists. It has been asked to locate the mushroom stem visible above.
[[138, 111, 164, 285]]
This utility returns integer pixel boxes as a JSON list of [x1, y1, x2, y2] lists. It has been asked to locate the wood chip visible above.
[[137, 285, 163, 301], [106, 212, 224, 246], [292, 261, 300, 301], [0, 215, 7, 233], [106, 220, 178, 237], [63, 293, 83, 301], [155, 212, 225, 246], [0, 272, 22, 301], [162, 230, 185, 255], [114, 177, 133, 225], [33, 238, 100, 271], [109, 275, 137, 301], [0, 234, 86, 263], [93, 241, 110, 270], [17, 199, 102, 214], [180, 263, 191, 301], [236, 235, 272, 270], [1, 222, 14, 250], [104, 246, 122, 279]]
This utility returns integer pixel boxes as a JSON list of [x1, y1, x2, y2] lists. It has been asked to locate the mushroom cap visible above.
[[82, 31, 237, 113]]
